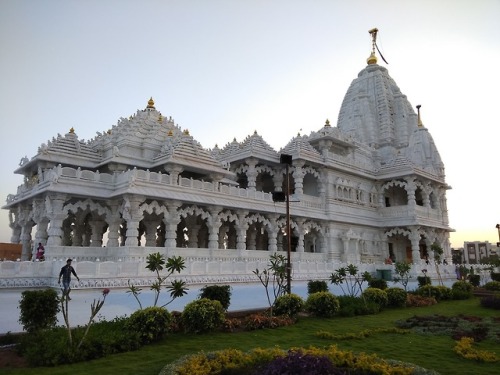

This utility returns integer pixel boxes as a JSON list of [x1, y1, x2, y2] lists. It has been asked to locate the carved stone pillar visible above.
[[31, 199, 48, 256], [341, 237, 349, 263], [218, 225, 228, 249], [273, 168, 284, 192], [106, 201, 122, 247], [423, 184, 431, 208], [292, 161, 305, 196], [89, 218, 107, 247], [123, 195, 145, 246], [188, 225, 200, 248], [235, 211, 248, 251], [164, 165, 183, 185], [245, 158, 258, 191], [295, 218, 305, 253], [46, 195, 67, 247], [247, 227, 257, 250], [163, 201, 181, 248], [20, 228, 32, 260], [425, 237, 434, 263], [207, 206, 222, 249], [318, 168, 326, 200], [143, 218, 161, 247], [72, 210, 87, 246], [406, 178, 416, 207], [267, 215, 279, 253], [409, 228, 422, 264]]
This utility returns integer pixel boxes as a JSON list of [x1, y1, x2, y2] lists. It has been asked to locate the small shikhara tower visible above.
[[2, 30, 452, 287]]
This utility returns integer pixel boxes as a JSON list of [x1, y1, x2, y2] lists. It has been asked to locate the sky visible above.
[[0, 0, 499, 249]]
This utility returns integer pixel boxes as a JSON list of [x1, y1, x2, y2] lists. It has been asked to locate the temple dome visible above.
[[336, 64, 417, 163], [406, 125, 444, 177]]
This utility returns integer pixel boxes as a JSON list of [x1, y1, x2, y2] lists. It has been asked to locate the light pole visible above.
[[273, 154, 293, 294], [496, 224, 500, 247], [285, 158, 292, 294]]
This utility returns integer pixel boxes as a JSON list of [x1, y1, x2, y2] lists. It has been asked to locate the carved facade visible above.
[[3, 59, 453, 281]]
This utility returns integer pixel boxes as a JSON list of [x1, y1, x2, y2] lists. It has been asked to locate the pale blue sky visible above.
[[1, 0, 499, 248]]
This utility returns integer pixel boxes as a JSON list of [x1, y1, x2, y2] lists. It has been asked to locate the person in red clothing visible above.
[[35, 243, 45, 261], [58, 259, 80, 300]]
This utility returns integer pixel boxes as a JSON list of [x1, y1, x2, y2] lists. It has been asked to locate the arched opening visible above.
[[303, 173, 319, 196]]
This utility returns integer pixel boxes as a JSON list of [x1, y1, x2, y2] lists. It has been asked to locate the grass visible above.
[[4, 298, 499, 375]]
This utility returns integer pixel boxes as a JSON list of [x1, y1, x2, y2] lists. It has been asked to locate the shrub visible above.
[[452, 281, 474, 300], [307, 280, 329, 294], [480, 294, 500, 310], [406, 294, 437, 307], [160, 346, 432, 375], [243, 314, 295, 331], [273, 293, 304, 317], [336, 295, 380, 317], [181, 298, 225, 333], [386, 287, 407, 308], [468, 274, 481, 287], [362, 287, 389, 308], [484, 281, 500, 291], [306, 292, 340, 318], [257, 350, 336, 375], [18, 289, 60, 333], [199, 285, 231, 310], [127, 306, 171, 344], [435, 285, 453, 300], [454, 337, 499, 362], [19, 317, 140, 366], [416, 285, 452, 301], [368, 278, 388, 290], [491, 272, 500, 282], [417, 276, 431, 287]]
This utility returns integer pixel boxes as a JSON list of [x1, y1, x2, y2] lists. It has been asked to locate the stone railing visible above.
[[0, 245, 475, 289]]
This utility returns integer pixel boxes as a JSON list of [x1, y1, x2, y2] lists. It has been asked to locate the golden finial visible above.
[[147, 97, 155, 109], [367, 28, 378, 65], [183, 129, 190, 135], [325, 119, 330, 127], [416, 105, 423, 127], [107, 129, 112, 135], [69, 127, 75, 134], [167, 129, 173, 136], [158, 114, 163, 123]]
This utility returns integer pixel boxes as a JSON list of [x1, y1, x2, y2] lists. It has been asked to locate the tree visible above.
[[254, 253, 287, 315], [329, 264, 371, 297], [393, 262, 412, 291], [127, 252, 188, 308]]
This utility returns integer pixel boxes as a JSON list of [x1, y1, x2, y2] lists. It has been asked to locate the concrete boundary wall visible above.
[[0, 255, 476, 289]]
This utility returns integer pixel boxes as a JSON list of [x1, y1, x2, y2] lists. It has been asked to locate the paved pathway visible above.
[[0, 280, 448, 334]]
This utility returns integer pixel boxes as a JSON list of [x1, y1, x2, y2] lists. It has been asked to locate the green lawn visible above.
[[4, 298, 499, 375]]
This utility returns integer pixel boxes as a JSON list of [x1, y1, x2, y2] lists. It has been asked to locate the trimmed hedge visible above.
[[181, 298, 225, 333], [18, 289, 60, 333], [273, 293, 304, 317], [127, 306, 172, 344], [306, 292, 339, 318], [199, 285, 232, 310]]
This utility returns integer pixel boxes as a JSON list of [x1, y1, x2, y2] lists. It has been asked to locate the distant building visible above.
[[462, 241, 497, 264], [2, 34, 453, 282]]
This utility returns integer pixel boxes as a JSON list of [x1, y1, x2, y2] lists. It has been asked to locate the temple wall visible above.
[[0, 247, 472, 289]]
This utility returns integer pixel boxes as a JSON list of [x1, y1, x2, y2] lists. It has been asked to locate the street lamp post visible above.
[[271, 154, 293, 293], [496, 224, 500, 247]]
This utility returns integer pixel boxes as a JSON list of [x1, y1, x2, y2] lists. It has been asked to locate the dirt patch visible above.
[[0, 346, 28, 368]]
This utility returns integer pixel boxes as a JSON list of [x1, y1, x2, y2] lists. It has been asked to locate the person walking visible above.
[[58, 259, 80, 300]]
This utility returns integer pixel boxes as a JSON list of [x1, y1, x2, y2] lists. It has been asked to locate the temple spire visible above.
[[416, 105, 424, 127], [367, 28, 378, 65], [367, 28, 388, 65]]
